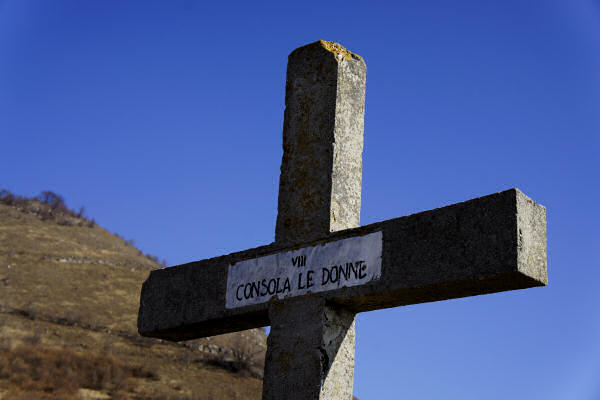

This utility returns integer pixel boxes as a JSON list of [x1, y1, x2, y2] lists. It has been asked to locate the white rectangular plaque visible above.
[[225, 231, 382, 309]]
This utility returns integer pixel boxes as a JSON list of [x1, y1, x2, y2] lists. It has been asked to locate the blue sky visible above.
[[1, 1, 599, 399]]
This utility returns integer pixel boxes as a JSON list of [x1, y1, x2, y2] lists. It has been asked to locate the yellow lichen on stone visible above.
[[319, 40, 361, 61]]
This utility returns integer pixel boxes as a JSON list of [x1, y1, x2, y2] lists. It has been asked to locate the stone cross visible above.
[[138, 41, 547, 400]]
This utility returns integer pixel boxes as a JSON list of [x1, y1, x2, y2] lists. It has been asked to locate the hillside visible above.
[[0, 192, 266, 400]]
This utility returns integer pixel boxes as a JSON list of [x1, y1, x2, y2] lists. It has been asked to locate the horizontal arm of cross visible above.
[[138, 188, 546, 341]]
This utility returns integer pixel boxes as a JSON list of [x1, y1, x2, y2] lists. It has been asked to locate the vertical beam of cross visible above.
[[263, 41, 366, 400]]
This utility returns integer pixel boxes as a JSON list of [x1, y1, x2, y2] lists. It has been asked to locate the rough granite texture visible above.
[[516, 193, 548, 285], [262, 297, 355, 400], [266, 40, 364, 400], [138, 188, 547, 340], [275, 40, 366, 245]]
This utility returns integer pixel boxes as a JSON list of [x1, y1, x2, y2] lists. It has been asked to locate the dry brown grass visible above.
[[0, 342, 157, 399], [0, 194, 267, 400]]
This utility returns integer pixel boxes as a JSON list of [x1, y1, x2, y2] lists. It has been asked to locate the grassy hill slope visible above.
[[0, 193, 266, 400]]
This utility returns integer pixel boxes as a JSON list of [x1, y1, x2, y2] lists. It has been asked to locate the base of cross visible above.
[[263, 297, 356, 399]]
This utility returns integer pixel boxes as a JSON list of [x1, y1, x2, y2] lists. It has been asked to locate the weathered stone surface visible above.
[[262, 297, 355, 400], [275, 40, 366, 246], [269, 40, 363, 400], [138, 188, 547, 341]]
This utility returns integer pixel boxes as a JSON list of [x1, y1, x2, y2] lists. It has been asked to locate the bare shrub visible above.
[[23, 329, 42, 346], [130, 365, 159, 380], [36, 191, 65, 211], [142, 253, 168, 267], [0, 189, 15, 205], [0, 318, 10, 350], [57, 312, 80, 327], [56, 218, 72, 226], [206, 335, 264, 377], [0, 189, 97, 228], [231, 345, 254, 372], [0, 344, 158, 399], [22, 302, 37, 321]]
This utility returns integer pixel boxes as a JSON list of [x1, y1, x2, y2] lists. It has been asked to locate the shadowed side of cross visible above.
[[138, 41, 547, 400]]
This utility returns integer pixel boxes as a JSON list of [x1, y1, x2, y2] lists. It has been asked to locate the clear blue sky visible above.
[[1, 1, 599, 399]]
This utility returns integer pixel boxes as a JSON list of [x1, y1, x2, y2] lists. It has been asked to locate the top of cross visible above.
[[318, 40, 363, 61]]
